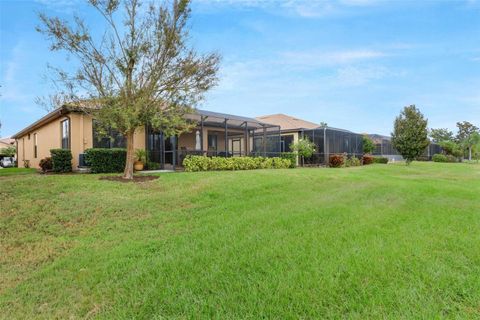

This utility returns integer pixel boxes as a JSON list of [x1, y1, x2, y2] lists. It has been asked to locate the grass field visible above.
[[1, 162, 480, 319]]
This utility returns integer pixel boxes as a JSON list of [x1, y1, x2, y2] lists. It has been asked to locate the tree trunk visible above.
[[123, 130, 135, 179], [469, 146, 472, 161]]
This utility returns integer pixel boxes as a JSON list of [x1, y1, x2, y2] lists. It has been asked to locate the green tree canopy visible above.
[[429, 128, 454, 143], [290, 138, 315, 166], [391, 105, 429, 165], [37, 0, 220, 179], [456, 121, 479, 161], [362, 135, 375, 154]]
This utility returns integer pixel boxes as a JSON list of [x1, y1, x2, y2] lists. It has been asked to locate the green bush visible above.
[[432, 154, 448, 162], [373, 157, 388, 164], [345, 157, 361, 167], [50, 149, 72, 172], [183, 156, 292, 172], [446, 155, 458, 163], [432, 154, 458, 163], [280, 152, 297, 168], [84, 148, 126, 173], [146, 162, 161, 170]]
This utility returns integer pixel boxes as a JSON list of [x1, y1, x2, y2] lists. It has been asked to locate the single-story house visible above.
[[256, 114, 319, 153], [256, 114, 363, 165], [12, 106, 281, 170]]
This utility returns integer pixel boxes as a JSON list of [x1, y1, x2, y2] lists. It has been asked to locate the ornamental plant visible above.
[[290, 138, 315, 167]]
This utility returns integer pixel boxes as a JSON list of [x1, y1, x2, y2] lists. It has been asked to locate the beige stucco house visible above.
[[255, 114, 319, 152], [12, 106, 280, 170]]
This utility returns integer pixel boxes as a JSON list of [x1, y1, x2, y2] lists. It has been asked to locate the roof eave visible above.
[[11, 107, 69, 139]]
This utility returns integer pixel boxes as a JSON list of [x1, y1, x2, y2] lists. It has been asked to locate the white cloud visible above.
[[335, 65, 388, 86], [195, 0, 381, 17], [280, 49, 387, 68]]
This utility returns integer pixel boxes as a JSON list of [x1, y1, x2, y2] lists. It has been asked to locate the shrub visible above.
[[290, 138, 315, 158], [329, 154, 344, 168], [39, 157, 53, 173], [84, 148, 126, 173], [345, 156, 361, 167], [146, 162, 161, 170], [50, 149, 72, 172], [362, 135, 375, 154], [135, 149, 147, 163], [373, 157, 388, 164], [183, 156, 291, 172], [362, 155, 374, 165], [432, 154, 447, 162], [280, 152, 297, 168], [446, 155, 458, 163]]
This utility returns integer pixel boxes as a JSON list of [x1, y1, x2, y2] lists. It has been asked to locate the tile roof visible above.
[[255, 114, 319, 131]]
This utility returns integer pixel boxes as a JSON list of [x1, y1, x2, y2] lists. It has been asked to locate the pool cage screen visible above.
[[147, 109, 282, 169], [302, 127, 364, 165], [372, 138, 443, 161]]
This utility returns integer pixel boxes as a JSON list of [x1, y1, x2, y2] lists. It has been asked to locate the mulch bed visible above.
[[99, 175, 159, 183]]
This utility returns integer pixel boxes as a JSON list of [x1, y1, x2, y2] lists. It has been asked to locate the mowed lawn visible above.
[[1, 163, 479, 319]]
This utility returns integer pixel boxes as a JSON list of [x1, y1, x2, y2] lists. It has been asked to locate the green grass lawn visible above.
[[1, 162, 479, 319], [0, 167, 37, 176]]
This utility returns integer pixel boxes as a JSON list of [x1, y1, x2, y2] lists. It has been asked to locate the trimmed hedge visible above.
[[183, 155, 292, 172], [373, 157, 388, 164], [50, 149, 72, 172], [329, 154, 344, 168], [280, 152, 297, 168], [84, 148, 126, 173]]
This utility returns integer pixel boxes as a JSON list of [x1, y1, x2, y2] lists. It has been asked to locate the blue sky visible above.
[[1, 0, 479, 137]]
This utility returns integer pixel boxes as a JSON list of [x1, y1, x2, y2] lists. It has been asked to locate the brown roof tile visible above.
[[255, 114, 319, 131]]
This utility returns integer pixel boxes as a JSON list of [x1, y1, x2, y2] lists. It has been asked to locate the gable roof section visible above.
[[255, 114, 319, 131], [0, 138, 15, 146], [11, 107, 72, 139]]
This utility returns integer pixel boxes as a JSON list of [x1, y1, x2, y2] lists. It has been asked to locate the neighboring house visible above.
[[12, 106, 280, 170], [0, 137, 15, 160], [256, 114, 363, 165], [256, 114, 318, 153], [0, 137, 15, 149]]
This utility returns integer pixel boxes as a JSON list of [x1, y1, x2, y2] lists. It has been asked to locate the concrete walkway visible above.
[[139, 169, 175, 174]]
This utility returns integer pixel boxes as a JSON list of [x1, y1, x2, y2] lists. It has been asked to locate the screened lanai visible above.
[[302, 127, 364, 165], [370, 134, 443, 161], [146, 109, 281, 169]]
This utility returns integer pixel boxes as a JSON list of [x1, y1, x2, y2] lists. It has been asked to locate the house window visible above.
[[34, 133, 38, 158], [92, 120, 126, 148], [61, 119, 70, 149]]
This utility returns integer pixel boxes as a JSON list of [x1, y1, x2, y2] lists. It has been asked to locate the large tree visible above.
[[456, 121, 479, 161], [391, 105, 429, 165], [429, 128, 454, 143], [37, 0, 220, 179]]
